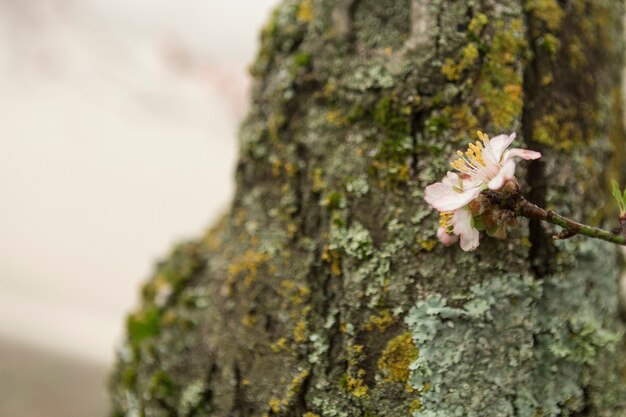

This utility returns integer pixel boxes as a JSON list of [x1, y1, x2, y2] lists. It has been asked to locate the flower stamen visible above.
[[451, 149, 485, 180], [439, 211, 454, 232]]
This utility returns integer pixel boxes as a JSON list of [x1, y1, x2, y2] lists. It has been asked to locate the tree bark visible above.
[[110, 1, 626, 416]]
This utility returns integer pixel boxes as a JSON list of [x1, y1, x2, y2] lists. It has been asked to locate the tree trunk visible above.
[[109, 1, 626, 416]]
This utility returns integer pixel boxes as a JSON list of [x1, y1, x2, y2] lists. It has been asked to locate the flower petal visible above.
[[460, 230, 480, 251], [462, 175, 483, 191], [437, 227, 459, 246], [487, 132, 516, 162], [480, 142, 499, 169], [487, 159, 516, 190], [425, 182, 482, 212], [441, 171, 461, 187], [452, 209, 480, 251], [505, 148, 541, 160]]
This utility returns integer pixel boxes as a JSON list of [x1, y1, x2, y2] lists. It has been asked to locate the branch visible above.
[[518, 198, 626, 246]]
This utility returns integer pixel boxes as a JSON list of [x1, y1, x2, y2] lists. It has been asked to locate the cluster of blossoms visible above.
[[424, 132, 541, 251]]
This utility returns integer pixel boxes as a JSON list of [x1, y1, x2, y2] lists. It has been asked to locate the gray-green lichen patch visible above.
[[330, 221, 375, 260], [178, 379, 210, 416], [406, 240, 625, 417]]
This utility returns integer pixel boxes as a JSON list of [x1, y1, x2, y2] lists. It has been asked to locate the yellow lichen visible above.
[[541, 73, 553, 86], [268, 397, 281, 413], [443, 104, 479, 142], [271, 158, 282, 177], [326, 108, 349, 126], [226, 250, 270, 292], [533, 113, 582, 151], [202, 221, 224, 251], [312, 168, 326, 193], [267, 112, 285, 142], [441, 43, 479, 81], [377, 333, 419, 384], [364, 309, 396, 332], [476, 19, 525, 129], [297, 0, 313, 23], [370, 160, 410, 188], [242, 313, 256, 328], [417, 238, 437, 252], [525, 0, 565, 31], [279, 280, 311, 306], [284, 162, 297, 177], [568, 36, 587, 67], [270, 337, 288, 353], [293, 319, 307, 343], [346, 372, 369, 398], [271, 159, 298, 177], [287, 222, 298, 238], [323, 81, 336, 98], [442, 16, 525, 131], [266, 370, 312, 411], [542, 33, 561, 56], [341, 344, 370, 398], [468, 13, 489, 36], [162, 309, 177, 325], [409, 398, 423, 413], [321, 245, 342, 276], [303, 413, 321, 417], [286, 370, 310, 400]]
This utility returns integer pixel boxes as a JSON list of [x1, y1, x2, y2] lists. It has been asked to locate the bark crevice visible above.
[[522, 6, 557, 277]]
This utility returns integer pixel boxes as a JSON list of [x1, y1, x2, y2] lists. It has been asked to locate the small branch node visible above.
[[553, 229, 577, 240]]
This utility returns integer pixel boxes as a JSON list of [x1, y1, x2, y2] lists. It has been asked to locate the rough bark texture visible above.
[[110, 1, 626, 416]]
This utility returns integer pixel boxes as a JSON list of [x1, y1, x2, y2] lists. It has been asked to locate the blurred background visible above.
[[0, 0, 278, 415]]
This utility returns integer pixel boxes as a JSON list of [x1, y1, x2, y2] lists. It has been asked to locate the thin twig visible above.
[[518, 198, 626, 246], [553, 229, 577, 240]]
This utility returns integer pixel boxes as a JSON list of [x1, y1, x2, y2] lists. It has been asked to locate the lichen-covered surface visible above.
[[109, 1, 626, 416]]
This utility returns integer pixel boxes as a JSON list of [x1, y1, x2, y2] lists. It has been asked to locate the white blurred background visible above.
[[0, 1, 278, 415]]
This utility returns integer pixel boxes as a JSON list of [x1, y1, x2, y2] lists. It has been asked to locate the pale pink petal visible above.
[[487, 159, 516, 190], [437, 227, 459, 246], [453, 208, 480, 251], [424, 182, 454, 204], [462, 176, 483, 190], [501, 159, 516, 179], [480, 142, 499, 170], [487, 133, 516, 162], [441, 171, 461, 187], [460, 230, 480, 251], [505, 148, 541, 161], [425, 183, 482, 212]]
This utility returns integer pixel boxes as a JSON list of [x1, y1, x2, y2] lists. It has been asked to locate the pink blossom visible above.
[[451, 207, 480, 251], [450, 132, 541, 193], [425, 131, 541, 251], [437, 226, 458, 246], [424, 171, 482, 212]]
